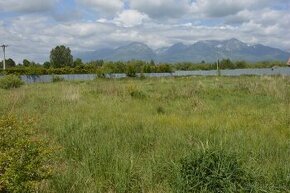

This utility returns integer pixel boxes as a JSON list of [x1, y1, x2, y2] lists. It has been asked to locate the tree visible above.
[[7, 59, 16, 68], [235, 61, 247, 69], [0, 58, 16, 68], [73, 58, 83, 67], [43, 61, 51, 68], [126, 63, 137, 77], [220, 58, 234, 69], [89, 60, 104, 67], [50, 45, 73, 68], [23, 59, 31, 67]]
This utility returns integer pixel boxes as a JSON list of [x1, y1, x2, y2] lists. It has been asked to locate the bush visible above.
[[156, 106, 165, 114], [96, 68, 106, 78], [0, 75, 24, 89], [0, 115, 57, 193], [127, 85, 146, 99], [130, 90, 146, 99], [179, 149, 255, 192], [126, 64, 137, 77], [52, 75, 65, 82]]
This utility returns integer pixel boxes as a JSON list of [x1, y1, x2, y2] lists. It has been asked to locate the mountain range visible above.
[[75, 38, 290, 63]]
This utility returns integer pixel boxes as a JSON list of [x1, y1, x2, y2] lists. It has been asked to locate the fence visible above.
[[1, 67, 289, 84]]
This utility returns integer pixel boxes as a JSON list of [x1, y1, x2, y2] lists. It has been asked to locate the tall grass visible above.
[[0, 76, 289, 192]]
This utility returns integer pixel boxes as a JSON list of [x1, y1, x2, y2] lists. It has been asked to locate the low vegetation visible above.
[[0, 58, 287, 76], [1, 45, 287, 77], [179, 148, 255, 192], [0, 75, 24, 89], [52, 75, 65, 83], [0, 76, 289, 192], [0, 115, 58, 193]]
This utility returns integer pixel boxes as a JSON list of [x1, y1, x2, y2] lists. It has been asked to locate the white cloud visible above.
[[99, 9, 150, 27], [0, 0, 57, 12], [190, 0, 287, 17], [76, 0, 124, 14], [129, 0, 190, 18], [0, 0, 289, 63]]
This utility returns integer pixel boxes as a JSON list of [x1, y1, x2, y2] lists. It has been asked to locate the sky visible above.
[[0, 0, 289, 63]]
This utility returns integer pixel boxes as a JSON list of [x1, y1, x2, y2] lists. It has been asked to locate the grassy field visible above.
[[0, 76, 289, 192]]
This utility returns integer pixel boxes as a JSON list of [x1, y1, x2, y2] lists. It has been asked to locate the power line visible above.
[[1, 45, 8, 70]]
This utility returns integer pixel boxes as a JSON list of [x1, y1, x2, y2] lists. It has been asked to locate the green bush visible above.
[[0, 116, 57, 193], [126, 64, 137, 77], [96, 68, 106, 78], [52, 75, 65, 82], [156, 106, 165, 114], [179, 149, 255, 192], [130, 90, 146, 99], [0, 75, 24, 89]]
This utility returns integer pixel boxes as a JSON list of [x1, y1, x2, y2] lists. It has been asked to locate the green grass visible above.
[[0, 76, 289, 192]]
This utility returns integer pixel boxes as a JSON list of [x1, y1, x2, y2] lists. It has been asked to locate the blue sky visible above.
[[0, 0, 289, 62]]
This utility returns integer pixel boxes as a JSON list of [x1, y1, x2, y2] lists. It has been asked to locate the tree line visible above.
[[0, 45, 287, 76]]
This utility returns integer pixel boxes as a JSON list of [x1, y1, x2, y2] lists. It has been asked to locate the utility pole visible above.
[[1, 45, 8, 70], [217, 59, 221, 76]]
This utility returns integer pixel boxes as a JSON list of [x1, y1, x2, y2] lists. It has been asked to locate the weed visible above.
[[157, 106, 165, 114], [130, 90, 146, 99], [52, 75, 65, 82], [0, 115, 58, 193], [179, 149, 255, 192], [127, 83, 146, 99], [0, 75, 24, 89], [0, 76, 288, 192]]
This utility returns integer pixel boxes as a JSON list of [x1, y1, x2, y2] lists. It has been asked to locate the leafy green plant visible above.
[[139, 72, 146, 79], [52, 75, 65, 82], [157, 106, 165, 114], [127, 84, 146, 99], [130, 90, 146, 99], [0, 76, 288, 192], [179, 148, 255, 192], [126, 64, 137, 77], [96, 68, 106, 78], [0, 75, 24, 89], [0, 115, 57, 193]]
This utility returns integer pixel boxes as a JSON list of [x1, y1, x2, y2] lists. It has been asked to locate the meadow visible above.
[[0, 75, 289, 192]]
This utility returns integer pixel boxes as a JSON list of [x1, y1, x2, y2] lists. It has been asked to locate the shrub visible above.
[[0, 115, 57, 193], [139, 72, 146, 79], [127, 84, 146, 99], [96, 68, 106, 78], [0, 75, 24, 89], [126, 64, 137, 77], [179, 149, 255, 192], [157, 106, 165, 114], [52, 75, 65, 82], [130, 90, 146, 99]]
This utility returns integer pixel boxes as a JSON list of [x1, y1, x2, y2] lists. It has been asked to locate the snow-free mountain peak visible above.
[[76, 39, 290, 63]]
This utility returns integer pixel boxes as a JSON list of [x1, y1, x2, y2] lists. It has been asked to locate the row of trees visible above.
[[0, 46, 74, 68], [1, 61, 173, 76]]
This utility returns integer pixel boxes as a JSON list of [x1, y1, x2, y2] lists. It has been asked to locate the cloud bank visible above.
[[0, 0, 289, 62]]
